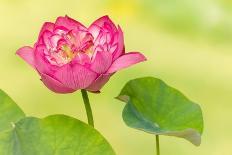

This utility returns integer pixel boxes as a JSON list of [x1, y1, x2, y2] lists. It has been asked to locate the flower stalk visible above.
[[156, 135, 160, 155], [81, 89, 94, 127]]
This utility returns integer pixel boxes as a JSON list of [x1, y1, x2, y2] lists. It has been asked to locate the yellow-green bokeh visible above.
[[0, 0, 232, 154]]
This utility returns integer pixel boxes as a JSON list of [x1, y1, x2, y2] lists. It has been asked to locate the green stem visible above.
[[81, 89, 94, 127], [156, 135, 160, 155]]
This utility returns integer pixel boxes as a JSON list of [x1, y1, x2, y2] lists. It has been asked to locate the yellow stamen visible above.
[[85, 46, 94, 57], [62, 45, 76, 60]]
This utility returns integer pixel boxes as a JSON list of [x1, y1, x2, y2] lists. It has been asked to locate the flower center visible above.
[[45, 29, 94, 66], [61, 45, 77, 61]]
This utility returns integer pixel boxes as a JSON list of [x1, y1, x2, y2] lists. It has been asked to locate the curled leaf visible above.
[[116, 77, 203, 146]]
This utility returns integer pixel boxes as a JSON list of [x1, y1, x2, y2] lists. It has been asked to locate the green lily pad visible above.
[[0, 89, 25, 132], [116, 77, 203, 146], [0, 114, 115, 155]]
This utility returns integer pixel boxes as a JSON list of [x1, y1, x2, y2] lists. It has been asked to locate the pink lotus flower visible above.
[[16, 15, 146, 93]]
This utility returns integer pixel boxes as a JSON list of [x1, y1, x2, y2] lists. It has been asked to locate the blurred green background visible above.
[[0, 0, 232, 154]]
